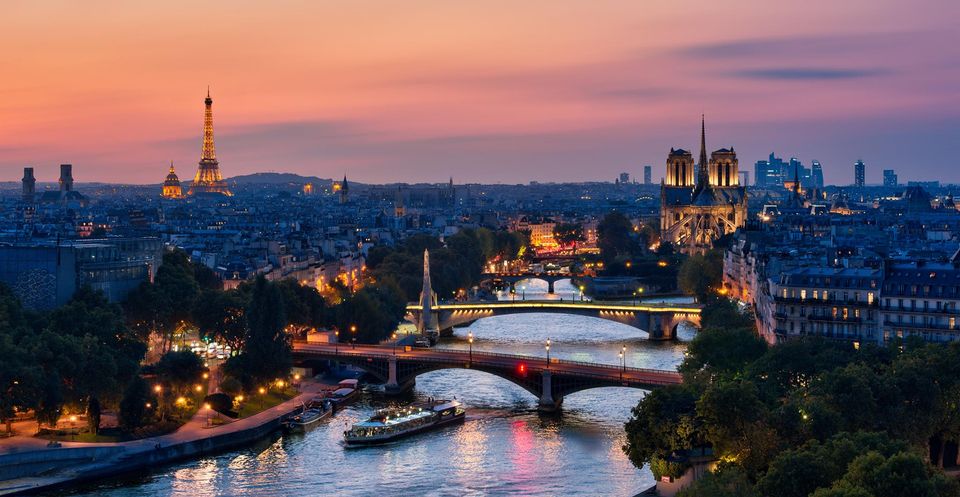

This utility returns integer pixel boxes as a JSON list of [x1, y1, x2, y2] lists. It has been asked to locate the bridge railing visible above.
[[292, 342, 681, 378]]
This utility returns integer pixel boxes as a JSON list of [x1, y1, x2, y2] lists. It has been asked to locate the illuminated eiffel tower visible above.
[[188, 88, 232, 196]]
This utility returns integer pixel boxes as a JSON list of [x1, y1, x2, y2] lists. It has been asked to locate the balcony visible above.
[[882, 321, 958, 332]]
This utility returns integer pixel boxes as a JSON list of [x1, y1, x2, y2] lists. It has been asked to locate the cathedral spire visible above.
[[696, 115, 710, 190]]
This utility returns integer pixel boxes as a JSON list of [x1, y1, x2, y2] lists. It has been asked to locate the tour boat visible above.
[[285, 401, 332, 432], [343, 399, 465, 446]]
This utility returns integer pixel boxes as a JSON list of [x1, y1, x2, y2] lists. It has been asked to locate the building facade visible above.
[[854, 160, 866, 187], [660, 118, 748, 254]]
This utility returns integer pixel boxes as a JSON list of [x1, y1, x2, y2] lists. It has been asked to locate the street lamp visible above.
[[521, 285, 526, 300], [467, 331, 473, 365], [392, 332, 398, 356], [579, 285, 585, 302], [619, 349, 624, 381], [350, 324, 357, 349], [545, 338, 551, 369], [334, 329, 340, 355], [258, 387, 266, 409]]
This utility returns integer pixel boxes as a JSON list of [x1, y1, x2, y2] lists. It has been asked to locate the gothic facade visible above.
[[660, 119, 747, 254]]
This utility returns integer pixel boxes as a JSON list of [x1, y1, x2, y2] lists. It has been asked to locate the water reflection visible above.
[[67, 280, 690, 497]]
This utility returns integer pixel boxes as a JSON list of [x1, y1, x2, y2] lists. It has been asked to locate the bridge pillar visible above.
[[384, 357, 414, 395], [647, 314, 676, 341], [538, 372, 563, 413], [547, 280, 555, 294]]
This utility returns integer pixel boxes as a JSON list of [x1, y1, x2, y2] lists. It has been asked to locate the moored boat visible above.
[[285, 400, 333, 432], [343, 399, 465, 446], [330, 379, 360, 408]]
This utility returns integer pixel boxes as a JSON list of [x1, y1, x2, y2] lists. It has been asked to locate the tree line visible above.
[[623, 299, 960, 497]]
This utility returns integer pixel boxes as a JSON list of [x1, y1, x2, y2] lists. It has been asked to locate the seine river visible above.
[[67, 281, 691, 497]]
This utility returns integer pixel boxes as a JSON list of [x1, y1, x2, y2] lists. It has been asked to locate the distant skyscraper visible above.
[[619, 172, 630, 184], [754, 152, 787, 187], [854, 160, 866, 187], [883, 169, 898, 187], [162, 162, 184, 199], [22, 167, 35, 204], [189, 88, 232, 196], [811, 161, 824, 188], [739, 171, 750, 187], [643, 166, 652, 185]]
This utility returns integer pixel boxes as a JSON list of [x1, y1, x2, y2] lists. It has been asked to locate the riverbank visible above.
[[0, 381, 327, 496]]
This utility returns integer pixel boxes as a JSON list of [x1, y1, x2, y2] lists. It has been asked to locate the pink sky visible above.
[[1, 0, 958, 185]]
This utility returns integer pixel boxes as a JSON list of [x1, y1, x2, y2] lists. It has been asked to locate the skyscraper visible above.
[[854, 160, 866, 187], [883, 169, 898, 187], [811, 161, 824, 188], [188, 88, 232, 196], [643, 165, 652, 185]]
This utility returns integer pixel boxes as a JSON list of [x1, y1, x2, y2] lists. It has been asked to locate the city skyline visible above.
[[1, 1, 958, 185]]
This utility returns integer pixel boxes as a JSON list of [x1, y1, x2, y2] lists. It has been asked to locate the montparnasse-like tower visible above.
[[188, 87, 232, 196]]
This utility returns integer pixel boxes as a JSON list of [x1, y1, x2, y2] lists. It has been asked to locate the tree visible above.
[[191, 289, 248, 350], [597, 212, 637, 264], [812, 451, 960, 497], [623, 386, 704, 475], [678, 250, 724, 302], [119, 376, 154, 430], [156, 350, 205, 396], [680, 325, 767, 383], [553, 223, 584, 249], [48, 288, 146, 434], [677, 465, 759, 497], [333, 281, 406, 344], [225, 276, 291, 389]]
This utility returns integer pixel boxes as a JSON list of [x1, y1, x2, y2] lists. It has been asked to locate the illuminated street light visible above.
[[467, 331, 473, 365], [545, 338, 551, 369]]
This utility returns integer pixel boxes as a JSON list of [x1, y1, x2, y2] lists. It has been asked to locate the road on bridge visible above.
[[292, 342, 683, 387]]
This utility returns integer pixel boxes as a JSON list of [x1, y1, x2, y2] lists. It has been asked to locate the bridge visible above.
[[292, 342, 682, 412], [408, 300, 701, 340], [479, 272, 582, 294]]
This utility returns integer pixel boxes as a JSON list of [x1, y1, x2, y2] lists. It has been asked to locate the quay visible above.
[[0, 383, 325, 496]]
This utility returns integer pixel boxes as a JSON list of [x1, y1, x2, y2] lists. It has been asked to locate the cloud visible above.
[[730, 68, 891, 80]]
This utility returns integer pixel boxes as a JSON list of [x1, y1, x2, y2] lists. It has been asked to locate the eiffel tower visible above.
[[188, 88, 232, 196]]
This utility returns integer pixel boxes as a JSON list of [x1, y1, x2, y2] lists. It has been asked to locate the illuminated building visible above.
[[660, 117, 747, 254], [303, 182, 314, 195], [162, 161, 184, 199], [188, 88, 232, 196]]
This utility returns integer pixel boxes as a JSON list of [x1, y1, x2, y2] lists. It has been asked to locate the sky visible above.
[[1, 0, 958, 186]]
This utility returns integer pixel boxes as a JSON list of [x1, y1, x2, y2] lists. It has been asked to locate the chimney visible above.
[[22, 167, 35, 203], [59, 164, 73, 192]]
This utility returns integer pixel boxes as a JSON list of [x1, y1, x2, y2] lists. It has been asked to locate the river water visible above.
[[67, 280, 691, 497]]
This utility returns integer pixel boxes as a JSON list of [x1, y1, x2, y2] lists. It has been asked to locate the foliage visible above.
[[624, 297, 960, 496], [191, 288, 248, 350], [677, 465, 759, 497], [119, 376, 155, 430], [155, 350, 206, 396], [333, 281, 407, 344], [552, 223, 584, 247], [224, 276, 291, 390], [597, 212, 638, 264], [678, 249, 724, 301]]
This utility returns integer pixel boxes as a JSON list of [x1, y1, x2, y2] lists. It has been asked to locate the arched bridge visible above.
[[479, 272, 584, 294], [292, 342, 682, 412], [407, 300, 702, 340]]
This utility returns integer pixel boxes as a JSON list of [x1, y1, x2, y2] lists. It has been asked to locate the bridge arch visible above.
[[409, 302, 702, 340]]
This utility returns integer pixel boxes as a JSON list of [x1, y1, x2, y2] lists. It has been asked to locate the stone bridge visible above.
[[407, 300, 702, 340], [292, 342, 683, 412], [479, 272, 583, 294]]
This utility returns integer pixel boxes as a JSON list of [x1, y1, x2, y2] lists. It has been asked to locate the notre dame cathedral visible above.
[[660, 118, 747, 254]]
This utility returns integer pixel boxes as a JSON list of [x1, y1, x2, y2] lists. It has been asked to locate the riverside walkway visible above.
[[0, 382, 324, 496]]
